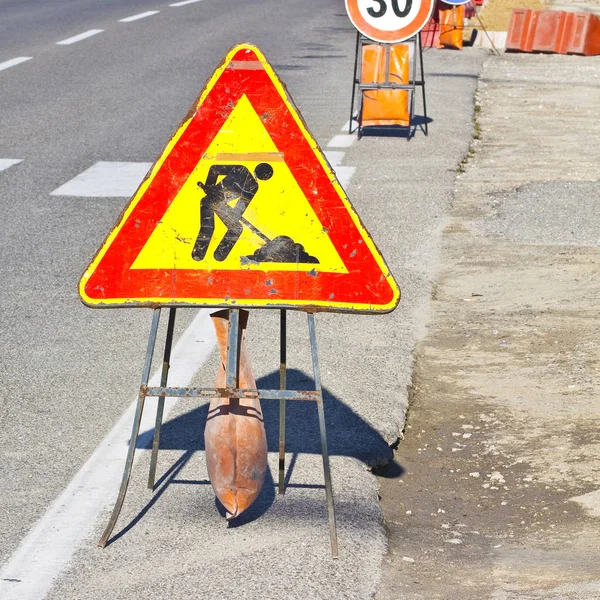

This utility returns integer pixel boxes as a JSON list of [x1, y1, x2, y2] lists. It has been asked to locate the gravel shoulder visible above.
[[377, 52, 600, 599]]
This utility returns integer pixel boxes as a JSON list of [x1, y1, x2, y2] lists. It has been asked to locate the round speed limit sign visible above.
[[345, 0, 435, 43]]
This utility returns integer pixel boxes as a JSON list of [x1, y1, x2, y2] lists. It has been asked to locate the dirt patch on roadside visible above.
[[376, 242, 600, 599], [479, 0, 546, 32]]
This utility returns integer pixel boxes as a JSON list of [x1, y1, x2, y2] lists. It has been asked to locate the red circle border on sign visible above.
[[345, 0, 435, 43]]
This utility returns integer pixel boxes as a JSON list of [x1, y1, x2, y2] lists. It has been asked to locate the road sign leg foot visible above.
[[307, 313, 339, 559], [98, 308, 161, 548]]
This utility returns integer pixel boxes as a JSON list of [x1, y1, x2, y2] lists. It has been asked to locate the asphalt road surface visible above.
[[0, 1, 487, 597]]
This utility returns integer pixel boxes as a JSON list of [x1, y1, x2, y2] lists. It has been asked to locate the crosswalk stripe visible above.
[[50, 156, 355, 199], [50, 162, 152, 197], [0, 159, 23, 173]]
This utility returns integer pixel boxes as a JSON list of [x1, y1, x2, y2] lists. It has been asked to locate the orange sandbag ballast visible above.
[[438, 3, 464, 49], [422, 1, 464, 49], [205, 310, 268, 520], [360, 43, 410, 127]]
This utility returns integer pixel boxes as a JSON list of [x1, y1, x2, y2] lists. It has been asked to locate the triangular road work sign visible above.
[[80, 44, 400, 313]]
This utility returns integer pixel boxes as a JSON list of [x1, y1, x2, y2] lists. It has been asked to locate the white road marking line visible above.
[[119, 11, 160, 22], [0, 309, 217, 600], [170, 0, 203, 5], [327, 134, 355, 148], [0, 57, 33, 72], [334, 166, 356, 190], [326, 126, 359, 188], [323, 150, 344, 167], [324, 151, 356, 189], [56, 29, 104, 45], [50, 162, 152, 197], [341, 118, 358, 133], [48, 150, 355, 199], [0, 159, 23, 172]]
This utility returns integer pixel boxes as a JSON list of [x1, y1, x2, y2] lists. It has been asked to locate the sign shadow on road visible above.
[[108, 368, 404, 540], [355, 114, 433, 139]]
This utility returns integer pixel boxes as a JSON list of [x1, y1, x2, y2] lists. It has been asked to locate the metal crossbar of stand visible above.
[[349, 31, 428, 140], [98, 307, 339, 559]]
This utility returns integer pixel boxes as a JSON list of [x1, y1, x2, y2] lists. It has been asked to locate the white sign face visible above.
[[346, 0, 435, 43], [356, 0, 422, 32]]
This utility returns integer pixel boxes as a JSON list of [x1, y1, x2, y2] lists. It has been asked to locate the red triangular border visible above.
[[80, 45, 400, 313]]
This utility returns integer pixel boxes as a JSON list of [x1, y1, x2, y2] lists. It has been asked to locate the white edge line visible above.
[[334, 166, 357, 190], [119, 11, 160, 22], [56, 30, 104, 45], [327, 134, 356, 149], [0, 309, 217, 600], [0, 57, 33, 72], [341, 119, 358, 133], [323, 150, 345, 168], [170, 0, 203, 6]]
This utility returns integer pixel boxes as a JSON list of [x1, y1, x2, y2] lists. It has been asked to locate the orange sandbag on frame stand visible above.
[[422, 1, 465, 49], [349, 32, 428, 140], [361, 43, 410, 128], [438, 3, 464, 49]]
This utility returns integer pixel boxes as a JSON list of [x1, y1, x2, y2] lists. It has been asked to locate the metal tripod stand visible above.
[[98, 307, 339, 559]]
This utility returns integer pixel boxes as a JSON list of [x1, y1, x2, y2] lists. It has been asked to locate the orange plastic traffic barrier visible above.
[[360, 44, 410, 127], [438, 3, 464, 49], [532, 10, 572, 53], [205, 310, 268, 520], [506, 8, 539, 52], [566, 12, 600, 55], [507, 8, 600, 55]]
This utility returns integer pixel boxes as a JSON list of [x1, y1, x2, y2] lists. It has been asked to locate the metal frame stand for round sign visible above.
[[97, 307, 339, 559], [349, 31, 428, 140]]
